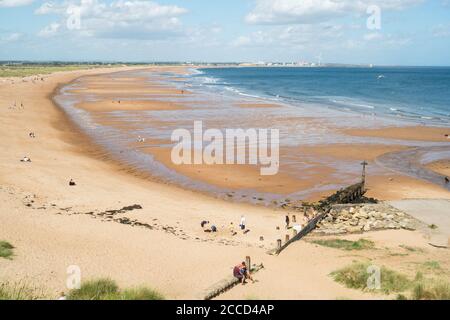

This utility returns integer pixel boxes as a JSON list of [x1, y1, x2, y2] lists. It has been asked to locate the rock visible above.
[[346, 226, 363, 233], [363, 224, 372, 232]]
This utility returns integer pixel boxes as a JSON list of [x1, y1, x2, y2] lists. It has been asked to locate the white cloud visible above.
[[363, 32, 383, 41], [35, 0, 188, 40], [38, 23, 61, 37], [432, 24, 450, 37], [231, 23, 343, 49], [0, 0, 33, 7], [0, 32, 23, 42], [246, 0, 424, 25]]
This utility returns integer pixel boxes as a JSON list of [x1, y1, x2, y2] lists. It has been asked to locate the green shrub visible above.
[[120, 287, 165, 300], [67, 279, 118, 300], [331, 262, 411, 294], [412, 280, 450, 300], [0, 282, 43, 300], [67, 279, 164, 300], [0, 241, 14, 259], [313, 239, 375, 251]]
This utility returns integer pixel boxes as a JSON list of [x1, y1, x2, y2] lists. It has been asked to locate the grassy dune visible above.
[[0, 65, 106, 78], [67, 279, 164, 300], [331, 262, 450, 300]]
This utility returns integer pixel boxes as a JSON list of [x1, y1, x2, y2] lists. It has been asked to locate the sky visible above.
[[0, 0, 449, 65]]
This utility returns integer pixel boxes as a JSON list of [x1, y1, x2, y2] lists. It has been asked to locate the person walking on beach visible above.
[[239, 215, 246, 231], [285, 215, 290, 229]]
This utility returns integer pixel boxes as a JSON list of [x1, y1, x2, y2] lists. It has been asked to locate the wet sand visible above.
[[55, 68, 450, 203], [427, 160, 450, 177]]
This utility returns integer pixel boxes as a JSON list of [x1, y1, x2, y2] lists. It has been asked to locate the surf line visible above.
[[171, 121, 280, 176]]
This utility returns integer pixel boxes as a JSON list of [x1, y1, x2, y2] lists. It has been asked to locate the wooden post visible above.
[[292, 215, 297, 223], [246, 256, 251, 269], [277, 239, 282, 250], [285, 235, 290, 243], [293, 229, 298, 237], [361, 160, 368, 188]]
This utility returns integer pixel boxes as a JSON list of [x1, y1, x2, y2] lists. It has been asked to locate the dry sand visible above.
[[1, 66, 449, 300]]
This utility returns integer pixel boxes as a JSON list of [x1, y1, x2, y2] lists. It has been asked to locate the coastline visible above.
[[53, 66, 450, 203], [1, 66, 449, 300]]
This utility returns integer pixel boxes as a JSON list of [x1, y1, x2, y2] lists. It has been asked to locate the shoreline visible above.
[[53, 67, 450, 203], [1, 66, 449, 300]]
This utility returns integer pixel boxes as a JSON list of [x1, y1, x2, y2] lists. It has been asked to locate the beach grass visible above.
[[312, 239, 375, 251], [412, 279, 450, 300], [0, 282, 43, 300], [0, 64, 118, 78], [332, 262, 450, 299], [67, 278, 164, 300], [422, 261, 441, 270], [0, 241, 14, 259], [399, 245, 425, 253], [331, 262, 411, 294]]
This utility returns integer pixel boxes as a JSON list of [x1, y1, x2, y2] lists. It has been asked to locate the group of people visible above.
[[201, 215, 249, 236], [201, 220, 217, 233]]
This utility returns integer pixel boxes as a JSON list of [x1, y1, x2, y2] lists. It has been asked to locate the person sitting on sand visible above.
[[29, 132, 35, 138], [20, 156, 31, 162], [235, 262, 255, 285], [69, 179, 76, 186], [210, 225, 217, 233], [229, 223, 237, 236], [201, 220, 209, 229]]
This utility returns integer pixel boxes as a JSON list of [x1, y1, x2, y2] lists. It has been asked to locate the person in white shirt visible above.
[[239, 215, 246, 231]]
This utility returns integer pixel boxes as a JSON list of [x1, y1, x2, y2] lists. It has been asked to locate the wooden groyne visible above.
[[201, 263, 264, 300], [272, 182, 367, 255]]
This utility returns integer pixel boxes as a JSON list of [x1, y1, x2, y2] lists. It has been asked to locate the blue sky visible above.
[[0, 0, 449, 65]]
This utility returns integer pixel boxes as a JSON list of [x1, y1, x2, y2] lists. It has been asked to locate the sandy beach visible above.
[[1, 66, 449, 300]]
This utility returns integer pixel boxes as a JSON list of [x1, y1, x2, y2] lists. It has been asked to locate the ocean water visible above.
[[192, 67, 450, 126]]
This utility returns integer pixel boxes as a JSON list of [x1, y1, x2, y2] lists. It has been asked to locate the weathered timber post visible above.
[[246, 256, 251, 269], [285, 235, 290, 243], [277, 239, 282, 250], [361, 160, 368, 188], [292, 215, 297, 223]]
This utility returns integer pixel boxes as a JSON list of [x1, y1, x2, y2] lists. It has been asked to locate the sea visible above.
[[190, 66, 450, 126]]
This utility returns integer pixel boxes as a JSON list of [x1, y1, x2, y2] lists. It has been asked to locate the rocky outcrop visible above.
[[314, 203, 417, 235]]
